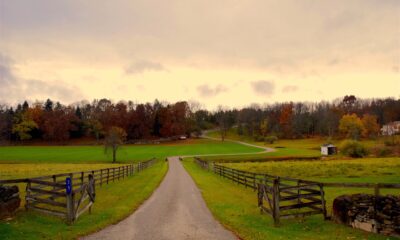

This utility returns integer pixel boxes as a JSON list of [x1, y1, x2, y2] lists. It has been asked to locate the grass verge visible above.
[[183, 160, 395, 240], [0, 161, 168, 240]]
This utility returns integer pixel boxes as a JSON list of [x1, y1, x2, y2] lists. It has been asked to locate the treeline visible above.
[[218, 96, 400, 140], [0, 99, 208, 142], [0, 96, 399, 143]]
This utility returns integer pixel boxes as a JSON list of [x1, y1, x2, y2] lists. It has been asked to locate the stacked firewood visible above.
[[0, 185, 21, 220], [333, 194, 400, 236]]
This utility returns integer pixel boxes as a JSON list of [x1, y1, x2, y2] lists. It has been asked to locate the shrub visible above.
[[340, 140, 368, 158], [253, 135, 265, 142], [265, 135, 278, 144], [372, 146, 393, 157], [384, 138, 399, 147]]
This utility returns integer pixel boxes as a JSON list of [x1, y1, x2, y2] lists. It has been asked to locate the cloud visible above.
[[125, 60, 167, 75], [0, 54, 15, 85], [0, 53, 83, 104], [250, 80, 275, 96], [197, 84, 228, 97], [282, 85, 299, 93]]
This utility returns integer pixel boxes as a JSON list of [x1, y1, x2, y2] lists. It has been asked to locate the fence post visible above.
[[51, 175, 57, 200], [257, 183, 263, 213], [273, 177, 280, 226], [100, 169, 103, 186], [319, 183, 327, 220], [107, 168, 110, 184], [66, 173, 74, 224], [113, 168, 115, 182], [297, 180, 301, 205], [81, 172, 84, 185], [25, 180, 31, 210]]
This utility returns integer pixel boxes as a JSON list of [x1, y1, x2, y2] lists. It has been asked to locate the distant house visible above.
[[321, 144, 337, 156], [179, 135, 187, 140], [381, 121, 400, 136]]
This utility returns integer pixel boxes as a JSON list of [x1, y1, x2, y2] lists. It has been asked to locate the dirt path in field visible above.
[[82, 157, 238, 240], [183, 131, 275, 158]]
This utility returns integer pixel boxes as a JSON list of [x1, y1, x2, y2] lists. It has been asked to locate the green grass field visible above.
[[0, 139, 261, 164], [184, 160, 395, 240], [0, 161, 168, 240], [205, 129, 396, 161]]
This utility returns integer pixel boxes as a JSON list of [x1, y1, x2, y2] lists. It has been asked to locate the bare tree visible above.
[[216, 106, 233, 141], [104, 126, 127, 163]]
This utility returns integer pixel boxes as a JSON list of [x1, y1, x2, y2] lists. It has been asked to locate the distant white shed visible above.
[[321, 144, 337, 156]]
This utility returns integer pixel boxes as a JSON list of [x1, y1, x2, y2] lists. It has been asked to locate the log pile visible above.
[[332, 194, 400, 237], [0, 185, 21, 220]]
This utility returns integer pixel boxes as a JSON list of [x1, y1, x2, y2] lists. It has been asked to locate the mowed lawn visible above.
[[184, 160, 394, 240], [0, 138, 262, 164], [0, 161, 168, 240]]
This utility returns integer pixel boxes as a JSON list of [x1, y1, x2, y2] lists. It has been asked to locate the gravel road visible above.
[[82, 157, 237, 240]]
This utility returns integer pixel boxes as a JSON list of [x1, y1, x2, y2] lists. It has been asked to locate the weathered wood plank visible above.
[[26, 205, 67, 218], [26, 196, 67, 208], [28, 187, 66, 196]]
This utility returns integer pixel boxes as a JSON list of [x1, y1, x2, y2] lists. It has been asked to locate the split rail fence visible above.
[[194, 157, 400, 225], [0, 158, 157, 224]]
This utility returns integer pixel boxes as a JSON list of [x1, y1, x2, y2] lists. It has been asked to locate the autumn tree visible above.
[[12, 111, 38, 140], [86, 119, 104, 142], [215, 106, 233, 141], [339, 114, 365, 140], [279, 103, 293, 138], [41, 106, 78, 141], [259, 118, 268, 137], [104, 126, 127, 163], [361, 114, 380, 139]]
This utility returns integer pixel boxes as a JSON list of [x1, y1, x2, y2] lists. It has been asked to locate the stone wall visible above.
[[332, 194, 400, 237], [0, 185, 21, 220]]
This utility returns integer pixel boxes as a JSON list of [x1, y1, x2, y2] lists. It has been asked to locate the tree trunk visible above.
[[112, 147, 116, 163]]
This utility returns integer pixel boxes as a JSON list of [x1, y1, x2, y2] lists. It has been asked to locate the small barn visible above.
[[321, 144, 337, 156]]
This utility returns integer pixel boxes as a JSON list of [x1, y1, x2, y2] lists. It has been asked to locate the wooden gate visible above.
[[258, 177, 327, 225], [70, 174, 96, 222], [26, 174, 96, 224]]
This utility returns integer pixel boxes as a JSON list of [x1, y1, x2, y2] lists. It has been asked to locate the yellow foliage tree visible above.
[[338, 114, 365, 140], [361, 114, 380, 138]]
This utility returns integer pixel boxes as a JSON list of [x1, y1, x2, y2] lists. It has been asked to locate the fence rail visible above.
[[0, 158, 157, 224], [194, 157, 400, 225]]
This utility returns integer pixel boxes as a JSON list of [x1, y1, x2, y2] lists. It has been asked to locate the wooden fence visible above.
[[194, 157, 400, 225], [0, 158, 157, 224]]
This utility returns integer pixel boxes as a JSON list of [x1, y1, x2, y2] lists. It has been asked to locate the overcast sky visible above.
[[0, 0, 399, 109]]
